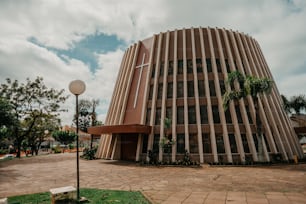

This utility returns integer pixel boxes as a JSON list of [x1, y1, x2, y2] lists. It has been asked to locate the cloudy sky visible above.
[[0, 0, 305, 125]]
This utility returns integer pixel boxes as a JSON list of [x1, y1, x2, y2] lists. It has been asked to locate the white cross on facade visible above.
[[134, 53, 149, 108]]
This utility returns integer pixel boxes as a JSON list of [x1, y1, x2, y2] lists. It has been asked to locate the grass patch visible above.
[[0, 157, 14, 163], [8, 192, 49, 204], [8, 188, 150, 204]]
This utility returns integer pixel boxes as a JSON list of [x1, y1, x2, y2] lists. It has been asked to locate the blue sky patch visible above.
[[28, 34, 126, 72]]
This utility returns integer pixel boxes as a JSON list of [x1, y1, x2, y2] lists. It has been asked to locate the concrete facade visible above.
[[89, 27, 303, 163]]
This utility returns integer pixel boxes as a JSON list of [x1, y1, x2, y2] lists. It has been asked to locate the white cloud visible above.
[[0, 38, 92, 125], [57, 49, 124, 125], [94, 49, 123, 97], [277, 71, 306, 97], [253, 1, 306, 96]]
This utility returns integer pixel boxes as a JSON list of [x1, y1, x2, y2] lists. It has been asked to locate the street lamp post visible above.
[[69, 80, 86, 202]]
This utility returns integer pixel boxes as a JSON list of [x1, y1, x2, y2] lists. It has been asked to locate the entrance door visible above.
[[121, 134, 138, 161]]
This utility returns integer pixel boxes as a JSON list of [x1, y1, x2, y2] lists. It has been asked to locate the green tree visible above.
[[0, 77, 68, 158], [24, 114, 60, 155], [52, 130, 76, 146], [0, 97, 16, 127], [223, 71, 273, 162], [0, 98, 17, 149], [77, 99, 100, 131], [77, 99, 101, 149], [281, 94, 306, 115]]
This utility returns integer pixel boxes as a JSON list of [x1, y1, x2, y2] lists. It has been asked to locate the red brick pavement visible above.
[[0, 153, 305, 203]]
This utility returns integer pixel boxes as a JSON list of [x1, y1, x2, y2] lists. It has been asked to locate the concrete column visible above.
[[137, 37, 156, 161], [148, 33, 163, 154], [183, 28, 190, 153], [191, 28, 204, 163], [172, 30, 178, 162], [111, 136, 118, 159], [96, 134, 105, 158], [199, 27, 218, 163], [136, 134, 142, 161], [159, 31, 170, 161], [209, 28, 232, 163]]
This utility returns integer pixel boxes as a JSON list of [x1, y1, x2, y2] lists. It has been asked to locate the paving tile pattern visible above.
[[0, 154, 306, 203]]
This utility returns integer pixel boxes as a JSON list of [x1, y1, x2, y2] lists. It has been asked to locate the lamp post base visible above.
[[79, 196, 88, 203]]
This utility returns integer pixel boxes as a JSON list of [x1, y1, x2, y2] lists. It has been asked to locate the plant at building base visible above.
[[147, 150, 158, 165], [159, 117, 175, 164], [0, 77, 68, 158], [223, 71, 273, 162], [81, 146, 97, 160], [183, 150, 192, 166]]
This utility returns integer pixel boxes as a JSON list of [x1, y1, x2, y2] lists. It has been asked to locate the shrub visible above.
[[52, 145, 62, 154], [272, 153, 283, 163], [147, 150, 158, 165], [183, 150, 192, 165], [0, 149, 8, 155], [81, 147, 97, 160], [68, 144, 74, 149]]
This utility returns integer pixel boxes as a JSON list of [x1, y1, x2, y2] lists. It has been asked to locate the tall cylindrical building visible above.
[[89, 27, 303, 164]]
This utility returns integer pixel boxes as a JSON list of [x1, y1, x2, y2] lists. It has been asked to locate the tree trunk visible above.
[[35, 146, 39, 155], [90, 134, 93, 150], [16, 141, 21, 158], [36, 140, 42, 155], [14, 126, 21, 158], [254, 97, 264, 162]]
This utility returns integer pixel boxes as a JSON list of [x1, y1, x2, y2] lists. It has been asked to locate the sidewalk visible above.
[[0, 153, 305, 203]]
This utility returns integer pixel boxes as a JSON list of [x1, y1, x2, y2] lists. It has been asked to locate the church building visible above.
[[88, 27, 303, 164]]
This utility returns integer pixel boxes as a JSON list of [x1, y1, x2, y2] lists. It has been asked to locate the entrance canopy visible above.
[[88, 124, 152, 135]]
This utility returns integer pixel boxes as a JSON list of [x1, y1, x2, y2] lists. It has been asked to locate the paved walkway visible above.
[[0, 153, 306, 203]]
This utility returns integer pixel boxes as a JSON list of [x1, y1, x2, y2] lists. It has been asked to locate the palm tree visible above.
[[290, 95, 306, 115], [223, 71, 273, 162], [281, 94, 292, 114]]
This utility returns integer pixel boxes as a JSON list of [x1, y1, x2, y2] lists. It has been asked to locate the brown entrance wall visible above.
[[120, 134, 138, 161]]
